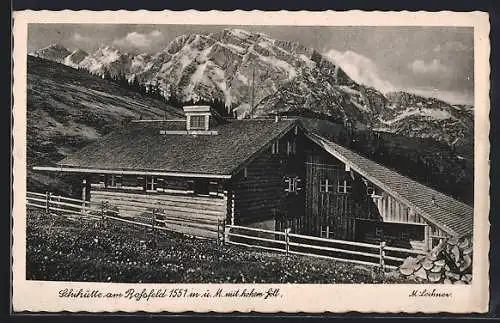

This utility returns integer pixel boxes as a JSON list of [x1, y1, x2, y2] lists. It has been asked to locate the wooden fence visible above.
[[27, 191, 426, 270], [26, 191, 219, 239], [224, 224, 427, 270]]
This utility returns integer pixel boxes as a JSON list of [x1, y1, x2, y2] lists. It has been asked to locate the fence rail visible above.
[[27, 190, 427, 271], [225, 224, 427, 270]]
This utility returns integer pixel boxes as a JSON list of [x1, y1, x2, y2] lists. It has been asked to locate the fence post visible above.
[[151, 208, 156, 233], [217, 219, 225, 246], [379, 241, 386, 271], [45, 192, 50, 214], [285, 228, 291, 256], [101, 201, 108, 223], [81, 179, 87, 215], [224, 221, 230, 245]]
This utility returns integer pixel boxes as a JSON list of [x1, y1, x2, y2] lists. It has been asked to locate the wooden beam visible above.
[[33, 166, 232, 179]]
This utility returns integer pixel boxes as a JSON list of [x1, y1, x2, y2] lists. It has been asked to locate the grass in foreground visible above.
[[26, 209, 410, 284]]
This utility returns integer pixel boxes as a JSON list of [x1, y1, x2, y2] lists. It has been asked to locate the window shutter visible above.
[[187, 180, 195, 192], [296, 177, 303, 192], [99, 174, 106, 188], [157, 177, 165, 191], [209, 181, 219, 196], [115, 175, 122, 187], [283, 176, 291, 193], [137, 176, 145, 190]]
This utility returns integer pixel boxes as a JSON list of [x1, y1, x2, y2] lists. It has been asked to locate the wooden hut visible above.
[[34, 107, 473, 250]]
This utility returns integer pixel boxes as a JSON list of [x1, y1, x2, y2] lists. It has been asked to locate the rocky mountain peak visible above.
[[31, 43, 71, 63]]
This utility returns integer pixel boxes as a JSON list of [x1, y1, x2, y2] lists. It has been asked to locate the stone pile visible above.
[[397, 235, 473, 284]]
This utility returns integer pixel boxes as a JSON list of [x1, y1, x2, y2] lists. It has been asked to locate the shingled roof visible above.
[[305, 132, 473, 238], [57, 118, 297, 176]]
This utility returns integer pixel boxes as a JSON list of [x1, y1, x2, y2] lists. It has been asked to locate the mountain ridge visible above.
[[30, 29, 473, 149]]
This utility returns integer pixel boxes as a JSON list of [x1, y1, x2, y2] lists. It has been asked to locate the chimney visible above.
[[431, 195, 436, 206], [274, 114, 280, 123], [183, 105, 212, 131]]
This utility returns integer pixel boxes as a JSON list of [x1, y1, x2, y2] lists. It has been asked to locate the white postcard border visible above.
[[12, 10, 490, 313]]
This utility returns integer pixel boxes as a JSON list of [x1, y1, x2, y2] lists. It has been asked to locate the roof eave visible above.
[[32, 166, 232, 179]]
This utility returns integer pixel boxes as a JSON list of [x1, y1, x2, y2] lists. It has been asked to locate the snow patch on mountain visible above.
[[258, 55, 297, 80], [350, 100, 371, 113], [79, 46, 128, 74], [224, 42, 247, 54], [228, 28, 252, 39], [380, 107, 453, 125], [63, 49, 88, 68], [236, 72, 250, 85]]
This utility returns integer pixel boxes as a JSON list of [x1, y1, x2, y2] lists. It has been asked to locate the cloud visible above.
[[71, 32, 93, 44], [433, 41, 470, 53], [113, 30, 163, 50], [323, 49, 395, 94], [408, 59, 450, 75]]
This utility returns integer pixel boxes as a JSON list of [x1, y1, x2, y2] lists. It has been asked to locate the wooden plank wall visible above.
[[303, 146, 378, 240], [372, 189, 454, 250], [375, 192, 426, 224], [232, 126, 305, 226], [90, 189, 227, 239]]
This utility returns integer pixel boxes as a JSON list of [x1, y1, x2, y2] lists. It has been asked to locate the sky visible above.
[[28, 24, 474, 105]]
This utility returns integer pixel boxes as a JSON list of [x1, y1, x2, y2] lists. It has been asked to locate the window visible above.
[[106, 175, 122, 188], [146, 176, 158, 191], [271, 140, 279, 155], [320, 225, 332, 238], [320, 179, 334, 193], [337, 179, 352, 194], [156, 177, 165, 192], [375, 227, 384, 238], [122, 175, 142, 189], [99, 174, 106, 188], [189, 115, 206, 130], [400, 231, 410, 241], [193, 179, 210, 195], [284, 176, 301, 194], [208, 181, 219, 196]]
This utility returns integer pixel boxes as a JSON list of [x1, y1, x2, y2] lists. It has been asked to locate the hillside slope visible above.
[[27, 56, 184, 194]]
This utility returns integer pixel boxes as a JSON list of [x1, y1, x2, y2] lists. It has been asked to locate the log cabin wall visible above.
[[231, 125, 306, 229], [87, 175, 227, 239], [304, 143, 379, 240]]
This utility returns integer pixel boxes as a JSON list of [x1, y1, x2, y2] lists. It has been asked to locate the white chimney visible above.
[[183, 105, 212, 131]]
